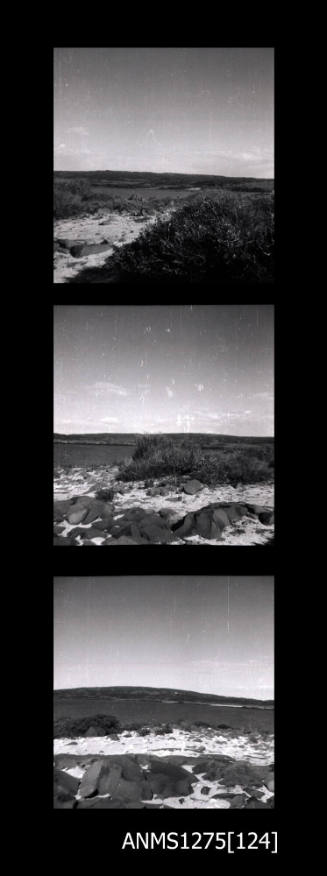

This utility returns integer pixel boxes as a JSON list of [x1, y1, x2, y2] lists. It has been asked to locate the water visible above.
[[54, 442, 134, 469]]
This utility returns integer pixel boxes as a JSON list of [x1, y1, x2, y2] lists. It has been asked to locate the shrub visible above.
[[70, 192, 274, 283], [53, 713, 121, 738], [117, 435, 274, 485]]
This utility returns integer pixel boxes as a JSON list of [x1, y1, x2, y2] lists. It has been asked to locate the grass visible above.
[[118, 435, 274, 486], [68, 191, 274, 283], [53, 177, 176, 221]]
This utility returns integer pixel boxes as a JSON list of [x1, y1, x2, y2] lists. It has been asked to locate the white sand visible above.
[[54, 727, 274, 764], [53, 209, 172, 283], [54, 468, 274, 546], [56, 728, 274, 809]]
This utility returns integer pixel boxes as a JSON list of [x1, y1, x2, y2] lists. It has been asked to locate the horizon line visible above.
[[53, 430, 274, 438], [54, 168, 274, 181]]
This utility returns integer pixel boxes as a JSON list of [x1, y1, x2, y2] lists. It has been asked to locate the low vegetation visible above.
[[118, 435, 274, 486], [53, 713, 121, 738], [69, 192, 274, 283]]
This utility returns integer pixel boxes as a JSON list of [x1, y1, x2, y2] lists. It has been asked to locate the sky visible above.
[[54, 576, 274, 698], [54, 304, 274, 436], [54, 47, 274, 177]]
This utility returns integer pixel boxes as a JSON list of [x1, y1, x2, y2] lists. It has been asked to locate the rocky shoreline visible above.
[[54, 750, 274, 810], [54, 473, 274, 546]]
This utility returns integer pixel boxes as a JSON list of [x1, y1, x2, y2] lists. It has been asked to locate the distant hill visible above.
[[54, 685, 274, 708], [53, 432, 274, 446], [54, 169, 274, 192]]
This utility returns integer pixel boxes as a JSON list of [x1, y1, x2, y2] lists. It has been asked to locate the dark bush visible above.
[[53, 713, 121, 738], [70, 192, 274, 283], [118, 435, 274, 486]]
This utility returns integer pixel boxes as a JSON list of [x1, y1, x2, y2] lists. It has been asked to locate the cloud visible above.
[[101, 417, 119, 424], [66, 126, 89, 136], [166, 386, 174, 398], [91, 381, 128, 397]]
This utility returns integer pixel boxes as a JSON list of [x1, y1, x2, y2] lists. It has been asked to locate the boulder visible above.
[[140, 522, 174, 543], [121, 757, 145, 782], [159, 509, 183, 527], [83, 502, 110, 524], [212, 508, 230, 528], [54, 768, 79, 799], [183, 479, 204, 495], [195, 511, 220, 539], [79, 760, 104, 798], [97, 763, 123, 796], [67, 507, 88, 525], [148, 762, 193, 798], [172, 513, 195, 538]]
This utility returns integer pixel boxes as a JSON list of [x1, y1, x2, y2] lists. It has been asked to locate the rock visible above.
[[172, 513, 195, 538], [53, 798, 76, 809], [80, 527, 105, 540], [201, 786, 210, 795], [245, 798, 271, 809], [95, 488, 114, 501], [159, 509, 183, 527], [67, 527, 87, 539], [76, 797, 124, 809], [148, 762, 193, 798], [121, 757, 145, 782], [53, 535, 75, 545], [195, 510, 220, 539], [92, 516, 114, 531], [183, 479, 204, 495], [83, 501, 108, 524], [105, 536, 140, 545], [54, 768, 79, 799], [212, 508, 230, 528], [229, 795, 247, 808], [84, 726, 104, 737], [70, 242, 112, 258], [97, 763, 122, 796], [140, 522, 174, 543], [267, 777, 274, 792], [258, 511, 274, 525], [67, 507, 88, 525], [56, 238, 86, 251], [53, 499, 76, 521], [79, 761, 104, 798]]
